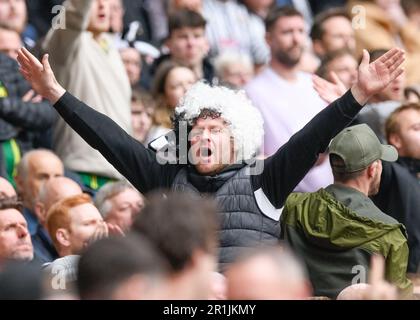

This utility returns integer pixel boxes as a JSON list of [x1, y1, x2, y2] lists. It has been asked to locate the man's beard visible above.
[[273, 46, 303, 67], [368, 171, 381, 196]]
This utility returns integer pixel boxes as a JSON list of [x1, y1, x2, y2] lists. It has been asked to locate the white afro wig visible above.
[[175, 81, 264, 161]]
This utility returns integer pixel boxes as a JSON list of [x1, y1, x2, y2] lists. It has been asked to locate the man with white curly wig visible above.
[[17, 46, 405, 269]]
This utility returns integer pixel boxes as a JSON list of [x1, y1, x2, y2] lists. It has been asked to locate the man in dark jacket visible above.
[[17, 46, 405, 270], [371, 103, 420, 273], [281, 124, 412, 298], [0, 34, 55, 185]]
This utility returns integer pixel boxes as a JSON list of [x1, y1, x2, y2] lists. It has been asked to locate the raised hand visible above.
[[362, 255, 398, 300], [351, 48, 405, 105], [313, 71, 347, 104], [17, 47, 65, 104]]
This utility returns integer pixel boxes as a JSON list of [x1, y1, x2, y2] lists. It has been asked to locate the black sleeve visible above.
[[253, 90, 363, 208], [53, 92, 179, 194], [0, 98, 56, 130]]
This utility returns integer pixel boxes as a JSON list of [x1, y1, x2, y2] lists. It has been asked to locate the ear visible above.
[[33, 202, 45, 225], [14, 174, 24, 194], [265, 32, 272, 48], [189, 249, 216, 272], [56, 228, 71, 248], [367, 161, 378, 178], [388, 133, 402, 150], [165, 37, 173, 52], [312, 40, 325, 57]]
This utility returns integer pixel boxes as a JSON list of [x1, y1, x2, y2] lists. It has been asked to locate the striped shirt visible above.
[[202, 0, 270, 65]]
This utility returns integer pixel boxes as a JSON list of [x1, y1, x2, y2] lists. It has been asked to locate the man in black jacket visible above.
[[17, 46, 405, 269], [371, 103, 420, 273], [0, 36, 55, 185]]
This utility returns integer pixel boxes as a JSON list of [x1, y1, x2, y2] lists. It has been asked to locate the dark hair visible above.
[[368, 49, 389, 63], [329, 154, 365, 182], [401, 0, 420, 16], [168, 9, 207, 37], [316, 48, 355, 79], [131, 88, 156, 111], [132, 191, 219, 273], [0, 197, 22, 212], [310, 8, 351, 41], [265, 6, 303, 31], [0, 261, 44, 300], [77, 234, 168, 300]]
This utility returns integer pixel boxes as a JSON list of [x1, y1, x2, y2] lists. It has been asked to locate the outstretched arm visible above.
[[259, 48, 405, 208], [17, 48, 177, 193], [43, 0, 95, 64]]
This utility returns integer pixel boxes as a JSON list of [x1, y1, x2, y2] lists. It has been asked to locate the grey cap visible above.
[[329, 124, 398, 172]]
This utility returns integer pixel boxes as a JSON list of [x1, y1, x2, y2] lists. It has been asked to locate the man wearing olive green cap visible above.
[[281, 124, 412, 299]]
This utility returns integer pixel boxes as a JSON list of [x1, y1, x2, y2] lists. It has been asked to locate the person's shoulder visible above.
[[285, 190, 323, 207], [245, 67, 273, 91], [296, 71, 318, 88]]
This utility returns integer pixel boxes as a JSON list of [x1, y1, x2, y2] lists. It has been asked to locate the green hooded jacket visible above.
[[281, 184, 412, 298]]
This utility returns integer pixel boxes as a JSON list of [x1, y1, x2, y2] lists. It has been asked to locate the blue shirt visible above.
[[23, 208, 58, 264]]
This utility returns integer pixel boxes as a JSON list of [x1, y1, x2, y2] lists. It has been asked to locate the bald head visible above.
[[337, 283, 371, 300], [226, 247, 312, 300], [0, 177, 16, 198], [35, 177, 82, 226], [16, 150, 64, 210]]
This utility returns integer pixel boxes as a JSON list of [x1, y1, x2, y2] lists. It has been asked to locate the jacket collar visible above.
[[397, 157, 420, 180], [187, 163, 246, 193]]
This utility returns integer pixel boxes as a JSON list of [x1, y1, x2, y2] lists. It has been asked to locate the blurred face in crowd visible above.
[[16, 151, 64, 210], [374, 73, 405, 102], [120, 47, 142, 87], [109, 0, 124, 33], [104, 188, 144, 231], [131, 101, 153, 143], [326, 53, 358, 88], [315, 16, 355, 55], [164, 66, 196, 109], [226, 254, 311, 300], [221, 62, 254, 89], [59, 203, 104, 255], [266, 15, 306, 67], [0, 209, 33, 262], [0, 0, 27, 34], [88, 0, 111, 36], [0, 28, 22, 59], [389, 108, 420, 159], [34, 177, 82, 226], [0, 177, 16, 198], [166, 27, 209, 69], [173, 0, 203, 12], [189, 116, 235, 175]]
